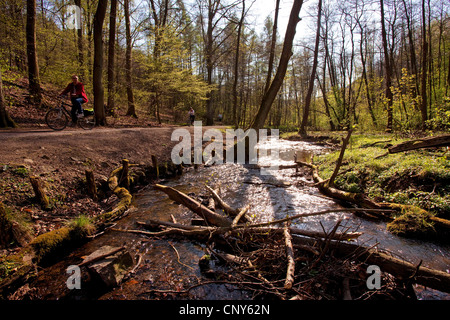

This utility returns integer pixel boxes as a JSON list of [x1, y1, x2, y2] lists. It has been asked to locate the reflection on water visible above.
[[145, 137, 449, 299], [32, 138, 449, 300]]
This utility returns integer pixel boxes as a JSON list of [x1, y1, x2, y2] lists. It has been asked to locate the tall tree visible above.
[[74, 0, 85, 81], [298, 0, 322, 136], [420, 0, 428, 129], [26, 0, 42, 106], [401, 0, 419, 97], [380, 0, 394, 132], [107, 0, 117, 115], [232, 0, 246, 128], [250, 0, 304, 130], [263, 0, 280, 95], [197, 0, 236, 125], [0, 68, 16, 128], [149, 0, 169, 124], [93, 0, 108, 125], [125, 0, 137, 118]]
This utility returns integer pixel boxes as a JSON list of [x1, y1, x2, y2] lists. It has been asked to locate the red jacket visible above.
[[61, 82, 89, 103]]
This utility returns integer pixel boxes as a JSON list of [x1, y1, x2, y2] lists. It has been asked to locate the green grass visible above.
[[313, 133, 450, 219]]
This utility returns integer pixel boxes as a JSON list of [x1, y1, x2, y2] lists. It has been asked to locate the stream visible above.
[[31, 138, 449, 300]]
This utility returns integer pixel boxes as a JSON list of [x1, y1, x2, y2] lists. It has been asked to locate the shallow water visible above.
[[31, 138, 449, 300]]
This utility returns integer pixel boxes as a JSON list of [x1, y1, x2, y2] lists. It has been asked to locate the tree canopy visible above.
[[0, 0, 449, 131]]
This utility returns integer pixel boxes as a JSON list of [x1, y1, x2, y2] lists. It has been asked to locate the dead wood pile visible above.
[[113, 183, 450, 300]]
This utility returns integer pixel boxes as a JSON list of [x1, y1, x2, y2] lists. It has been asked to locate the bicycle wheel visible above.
[[45, 108, 68, 131], [78, 113, 96, 130]]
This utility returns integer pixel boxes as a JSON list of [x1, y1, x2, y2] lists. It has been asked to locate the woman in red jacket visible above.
[[60, 75, 89, 123]]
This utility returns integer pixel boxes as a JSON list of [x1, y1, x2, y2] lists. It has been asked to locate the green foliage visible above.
[[13, 167, 28, 177], [386, 205, 436, 237], [68, 215, 95, 239], [316, 133, 450, 217], [426, 97, 450, 131], [390, 69, 423, 131], [30, 215, 94, 263]]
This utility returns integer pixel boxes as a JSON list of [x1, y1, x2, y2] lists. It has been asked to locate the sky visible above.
[[249, 0, 314, 42]]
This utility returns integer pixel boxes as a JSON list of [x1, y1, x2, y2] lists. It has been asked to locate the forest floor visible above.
[[0, 125, 214, 246], [1, 75, 230, 253]]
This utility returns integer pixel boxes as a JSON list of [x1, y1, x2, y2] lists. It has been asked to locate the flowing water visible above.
[[32, 138, 449, 300]]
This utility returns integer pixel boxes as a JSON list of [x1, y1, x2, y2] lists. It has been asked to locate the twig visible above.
[[139, 280, 271, 296], [205, 184, 240, 217], [283, 223, 295, 290], [374, 152, 389, 159], [360, 140, 392, 148], [310, 219, 342, 270], [231, 205, 250, 227], [78, 246, 126, 267], [234, 208, 395, 230], [329, 129, 353, 187], [169, 242, 195, 271]]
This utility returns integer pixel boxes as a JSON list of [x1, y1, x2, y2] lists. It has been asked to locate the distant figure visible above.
[[218, 113, 223, 122], [60, 75, 88, 124], [188, 107, 195, 126]]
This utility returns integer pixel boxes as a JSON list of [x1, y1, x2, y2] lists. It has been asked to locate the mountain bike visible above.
[[45, 97, 96, 131]]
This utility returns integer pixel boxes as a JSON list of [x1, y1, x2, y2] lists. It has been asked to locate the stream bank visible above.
[[3, 136, 448, 300]]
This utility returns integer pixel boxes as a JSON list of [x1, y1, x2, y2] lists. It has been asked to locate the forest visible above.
[[1, 0, 449, 132], [1, 0, 450, 303]]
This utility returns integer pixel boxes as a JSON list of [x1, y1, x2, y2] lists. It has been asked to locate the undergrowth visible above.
[[311, 133, 450, 232]]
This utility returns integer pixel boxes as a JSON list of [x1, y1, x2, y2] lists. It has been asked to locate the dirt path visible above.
[[0, 125, 226, 237], [1, 125, 226, 165]]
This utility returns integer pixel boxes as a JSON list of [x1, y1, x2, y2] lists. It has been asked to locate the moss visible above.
[[315, 133, 450, 218], [29, 227, 71, 263], [29, 215, 95, 264], [0, 254, 23, 280], [68, 215, 96, 239], [95, 187, 132, 224], [13, 167, 29, 177], [387, 204, 436, 237]]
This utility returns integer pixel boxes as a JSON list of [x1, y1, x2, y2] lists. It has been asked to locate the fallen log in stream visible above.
[[114, 184, 450, 297]]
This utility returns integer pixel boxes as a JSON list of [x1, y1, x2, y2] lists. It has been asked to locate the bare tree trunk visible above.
[[93, 0, 108, 126], [125, 0, 137, 118], [149, 0, 169, 124], [232, 0, 246, 128], [0, 69, 16, 128], [250, 0, 304, 130], [401, 0, 419, 99], [380, 0, 393, 132], [204, 2, 216, 126], [298, 0, 322, 136], [26, 0, 42, 106], [264, 0, 280, 95], [420, 0, 428, 130], [74, 0, 85, 81], [107, 0, 117, 115], [447, 52, 450, 94], [359, 25, 377, 127]]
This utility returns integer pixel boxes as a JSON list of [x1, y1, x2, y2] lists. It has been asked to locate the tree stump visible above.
[[151, 155, 159, 179], [120, 159, 130, 189], [0, 203, 13, 247], [85, 170, 98, 201], [29, 176, 50, 210]]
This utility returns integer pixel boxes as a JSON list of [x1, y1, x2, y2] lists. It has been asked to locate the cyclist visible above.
[[59, 75, 89, 124]]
